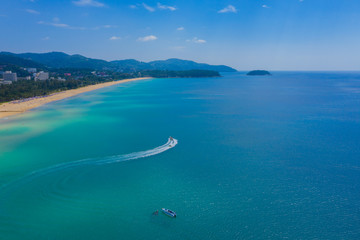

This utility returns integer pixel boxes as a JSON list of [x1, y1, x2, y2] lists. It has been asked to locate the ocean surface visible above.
[[0, 72, 360, 239]]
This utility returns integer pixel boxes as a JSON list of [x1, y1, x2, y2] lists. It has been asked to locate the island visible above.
[[246, 70, 271, 76]]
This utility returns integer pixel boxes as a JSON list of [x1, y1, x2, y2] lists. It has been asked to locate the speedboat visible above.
[[162, 208, 176, 218], [168, 137, 175, 148]]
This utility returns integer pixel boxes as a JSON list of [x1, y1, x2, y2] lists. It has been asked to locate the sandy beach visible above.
[[0, 77, 151, 119]]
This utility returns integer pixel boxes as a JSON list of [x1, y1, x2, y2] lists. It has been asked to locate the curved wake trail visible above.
[[0, 138, 178, 192]]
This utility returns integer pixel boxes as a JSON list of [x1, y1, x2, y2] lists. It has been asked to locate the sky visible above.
[[1, 0, 360, 70]]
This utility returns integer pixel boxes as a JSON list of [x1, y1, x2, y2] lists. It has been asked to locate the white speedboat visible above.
[[162, 208, 176, 218], [169, 136, 175, 148]]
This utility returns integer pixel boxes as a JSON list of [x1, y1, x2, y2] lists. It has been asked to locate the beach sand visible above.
[[0, 77, 151, 119]]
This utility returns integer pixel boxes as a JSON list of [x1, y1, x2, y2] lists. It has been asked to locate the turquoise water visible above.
[[0, 72, 360, 239]]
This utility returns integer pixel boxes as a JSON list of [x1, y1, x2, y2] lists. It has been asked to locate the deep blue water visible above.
[[0, 72, 359, 239]]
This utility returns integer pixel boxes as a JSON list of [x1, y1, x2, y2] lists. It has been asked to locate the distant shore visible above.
[[0, 77, 151, 119]]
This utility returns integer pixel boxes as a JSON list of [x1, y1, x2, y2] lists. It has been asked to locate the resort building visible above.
[[35, 71, 49, 81], [3, 71, 17, 81], [0, 80, 13, 85], [18, 76, 32, 81]]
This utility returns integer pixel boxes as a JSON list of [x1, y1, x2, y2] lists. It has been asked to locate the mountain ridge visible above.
[[0, 51, 237, 72]]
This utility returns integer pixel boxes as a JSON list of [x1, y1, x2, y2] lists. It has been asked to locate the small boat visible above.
[[168, 137, 175, 148], [162, 208, 176, 218]]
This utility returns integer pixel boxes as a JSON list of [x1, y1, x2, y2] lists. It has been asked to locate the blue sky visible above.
[[1, 0, 360, 70]]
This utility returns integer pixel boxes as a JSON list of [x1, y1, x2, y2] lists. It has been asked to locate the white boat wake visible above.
[[0, 137, 178, 191]]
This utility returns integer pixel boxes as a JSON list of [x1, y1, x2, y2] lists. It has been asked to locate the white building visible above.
[[19, 76, 32, 80], [3, 71, 17, 81], [35, 71, 49, 81], [0, 80, 13, 85]]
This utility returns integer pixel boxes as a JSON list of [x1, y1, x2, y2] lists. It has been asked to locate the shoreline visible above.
[[0, 77, 151, 120]]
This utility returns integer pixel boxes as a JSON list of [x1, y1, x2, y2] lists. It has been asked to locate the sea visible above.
[[0, 72, 359, 239]]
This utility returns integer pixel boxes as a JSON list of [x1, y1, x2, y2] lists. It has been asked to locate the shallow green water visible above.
[[0, 73, 360, 239]]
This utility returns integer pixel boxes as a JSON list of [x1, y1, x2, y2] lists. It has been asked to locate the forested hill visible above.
[[147, 58, 234, 72], [0, 54, 46, 68], [0, 52, 237, 72]]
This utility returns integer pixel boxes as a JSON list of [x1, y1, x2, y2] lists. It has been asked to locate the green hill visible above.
[[3, 52, 108, 69], [1, 52, 237, 72], [110, 59, 149, 71], [0, 52, 46, 68], [148, 58, 235, 72]]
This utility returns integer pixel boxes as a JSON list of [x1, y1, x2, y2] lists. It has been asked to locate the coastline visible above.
[[0, 77, 151, 119]]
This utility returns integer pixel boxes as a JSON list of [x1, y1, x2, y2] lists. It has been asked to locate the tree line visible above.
[[0, 69, 220, 103]]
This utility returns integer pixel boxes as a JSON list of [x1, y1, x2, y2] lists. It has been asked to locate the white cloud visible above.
[[38, 19, 85, 30], [142, 3, 155, 12], [157, 3, 177, 11], [38, 19, 115, 31], [194, 39, 206, 44], [262, 5, 270, 8], [26, 9, 40, 14], [137, 35, 158, 42], [135, 3, 177, 12], [73, 0, 105, 7], [187, 37, 206, 44], [38, 21, 69, 28], [92, 24, 117, 30], [0, 14, 7, 17], [177, 26, 184, 31], [51, 23, 70, 28], [109, 36, 121, 40], [218, 5, 237, 13], [42, 36, 50, 41]]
